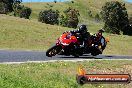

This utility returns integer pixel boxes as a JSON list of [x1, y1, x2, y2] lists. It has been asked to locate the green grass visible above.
[[0, 14, 72, 50], [103, 34, 132, 55], [0, 60, 132, 88]]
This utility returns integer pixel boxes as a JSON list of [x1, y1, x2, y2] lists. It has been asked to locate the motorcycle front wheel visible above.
[[46, 45, 62, 57]]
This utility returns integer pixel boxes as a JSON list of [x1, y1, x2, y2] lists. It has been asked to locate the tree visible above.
[[59, 15, 67, 27], [101, 1, 129, 34], [20, 7, 32, 19], [62, 7, 80, 28], [12, 1, 23, 16], [54, 0, 57, 3], [38, 9, 59, 25], [0, 2, 8, 14], [0, 0, 22, 13], [123, 15, 132, 35], [12, 1, 32, 19]]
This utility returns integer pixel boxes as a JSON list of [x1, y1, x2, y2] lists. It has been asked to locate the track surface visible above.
[[0, 50, 132, 63]]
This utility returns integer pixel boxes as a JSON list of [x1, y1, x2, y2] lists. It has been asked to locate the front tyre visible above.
[[46, 45, 62, 57]]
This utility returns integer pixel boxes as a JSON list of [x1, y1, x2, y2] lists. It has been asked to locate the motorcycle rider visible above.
[[70, 24, 91, 48], [60, 25, 90, 56], [92, 28, 106, 53]]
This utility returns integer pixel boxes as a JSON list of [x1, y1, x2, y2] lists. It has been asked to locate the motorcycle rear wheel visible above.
[[46, 45, 62, 57], [73, 53, 80, 58], [91, 53, 98, 56]]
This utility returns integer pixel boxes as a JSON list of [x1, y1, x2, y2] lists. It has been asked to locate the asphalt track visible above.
[[0, 50, 132, 63]]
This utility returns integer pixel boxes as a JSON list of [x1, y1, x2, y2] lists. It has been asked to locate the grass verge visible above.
[[0, 60, 132, 88]]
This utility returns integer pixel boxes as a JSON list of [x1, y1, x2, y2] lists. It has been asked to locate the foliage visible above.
[[0, 0, 22, 13], [123, 14, 132, 35], [12, 1, 23, 16], [38, 9, 59, 25], [59, 15, 67, 27], [71, 1, 74, 3], [101, 1, 129, 34], [0, 2, 8, 14], [54, 0, 57, 3], [60, 7, 80, 28], [20, 7, 32, 19], [12, 2, 32, 19], [122, 25, 132, 35], [0, 0, 31, 19]]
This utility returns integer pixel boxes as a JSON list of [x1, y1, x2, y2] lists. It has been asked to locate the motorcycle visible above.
[[87, 35, 109, 56], [46, 31, 109, 57]]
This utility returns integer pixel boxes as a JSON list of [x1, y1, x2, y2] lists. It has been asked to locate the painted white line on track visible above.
[[0, 59, 91, 64], [0, 59, 132, 64]]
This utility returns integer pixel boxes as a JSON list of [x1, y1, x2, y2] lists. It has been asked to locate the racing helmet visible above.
[[79, 25, 87, 34]]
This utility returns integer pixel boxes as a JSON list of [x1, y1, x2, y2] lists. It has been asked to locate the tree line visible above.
[[0, 0, 31, 19]]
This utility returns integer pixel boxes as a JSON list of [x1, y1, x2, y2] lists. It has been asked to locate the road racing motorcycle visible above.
[[46, 31, 109, 57]]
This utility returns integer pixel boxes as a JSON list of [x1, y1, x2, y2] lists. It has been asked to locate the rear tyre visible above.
[[91, 53, 98, 56], [90, 47, 100, 56], [46, 45, 62, 57], [73, 53, 79, 58]]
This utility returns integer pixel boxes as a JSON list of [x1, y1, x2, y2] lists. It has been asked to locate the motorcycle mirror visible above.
[[105, 37, 110, 42]]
